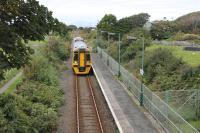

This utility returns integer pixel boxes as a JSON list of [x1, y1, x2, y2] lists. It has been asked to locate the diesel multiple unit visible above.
[[72, 37, 92, 74]]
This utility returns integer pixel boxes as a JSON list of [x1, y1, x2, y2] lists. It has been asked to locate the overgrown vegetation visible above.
[[135, 48, 200, 91], [0, 36, 70, 132]]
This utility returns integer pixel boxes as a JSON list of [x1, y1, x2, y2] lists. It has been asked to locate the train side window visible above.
[[74, 53, 78, 61], [86, 53, 90, 61]]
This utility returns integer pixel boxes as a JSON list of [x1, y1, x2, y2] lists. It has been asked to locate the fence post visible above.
[[196, 90, 200, 120]]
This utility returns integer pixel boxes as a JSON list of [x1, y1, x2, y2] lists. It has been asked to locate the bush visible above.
[[150, 21, 177, 40], [16, 81, 63, 110], [121, 38, 151, 62], [171, 32, 200, 41], [23, 55, 58, 86], [45, 36, 69, 61], [135, 48, 184, 90], [0, 79, 64, 132]]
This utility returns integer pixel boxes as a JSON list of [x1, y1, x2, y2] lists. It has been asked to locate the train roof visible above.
[[73, 41, 88, 50], [73, 37, 84, 42]]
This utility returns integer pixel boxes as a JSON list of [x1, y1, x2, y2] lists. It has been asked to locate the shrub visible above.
[[45, 36, 69, 61], [170, 32, 200, 43], [23, 55, 58, 86], [135, 48, 184, 90], [0, 80, 63, 132], [16, 81, 63, 110], [150, 21, 177, 40]]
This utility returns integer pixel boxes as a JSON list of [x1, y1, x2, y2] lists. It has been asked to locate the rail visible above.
[[75, 75, 104, 133]]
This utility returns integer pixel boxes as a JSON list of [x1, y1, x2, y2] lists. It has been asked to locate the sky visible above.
[[38, 0, 200, 27]]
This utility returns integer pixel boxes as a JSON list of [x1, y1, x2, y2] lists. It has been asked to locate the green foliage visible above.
[[23, 55, 58, 86], [135, 47, 200, 91], [146, 45, 200, 67], [97, 13, 150, 39], [150, 20, 177, 40], [121, 33, 151, 62], [135, 48, 184, 91], [16, 81, 63, 110], [97, 14, 117, 34], [0, 35, 66, 131], [121, 40, 142, 61], [179, 65, 200, 89], [116, 13, 150, 35], [45, 36, 70, 61], [0, 0, 69, 80], [107, 41, 118, 60], [0, 89, 62, 133]]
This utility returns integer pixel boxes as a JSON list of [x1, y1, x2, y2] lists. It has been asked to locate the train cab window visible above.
[[86, 53, 90, 61], [74, 52, 78, 62]]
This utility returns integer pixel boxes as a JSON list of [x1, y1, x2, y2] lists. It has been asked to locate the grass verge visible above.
[[4, 74, 23, 95], [146, 44, 200, 67]]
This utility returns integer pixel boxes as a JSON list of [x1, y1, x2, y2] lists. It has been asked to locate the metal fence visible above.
[[156, 90, 200, 122], [153, 40, 200, 47], [97, 47, 199, 133]]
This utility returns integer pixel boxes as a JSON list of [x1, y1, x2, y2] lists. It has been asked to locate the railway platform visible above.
[[92, 54, 160, 133]]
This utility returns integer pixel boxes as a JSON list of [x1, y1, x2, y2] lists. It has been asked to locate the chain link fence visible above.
[[97, 47, 199, 133], [156, 90, 200, 122]]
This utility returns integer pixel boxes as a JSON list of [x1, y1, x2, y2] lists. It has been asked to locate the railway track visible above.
[[75, 75, 104, 133]]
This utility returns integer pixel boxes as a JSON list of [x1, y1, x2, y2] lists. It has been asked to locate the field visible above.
[[146, 44, 200, 67]]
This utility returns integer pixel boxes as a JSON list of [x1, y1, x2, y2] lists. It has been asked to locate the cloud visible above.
[[38, 0, 200, 27]]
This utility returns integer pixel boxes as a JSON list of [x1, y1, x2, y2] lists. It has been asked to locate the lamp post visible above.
[[140, 37, 144, 106], [100, 30, 107, 58], [118, 33, 121, 78], [127, 35, 144, 106], [100, 31, 121, 77], [107, 32, 115, 66]]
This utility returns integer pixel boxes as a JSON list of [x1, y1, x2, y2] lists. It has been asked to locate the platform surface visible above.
[[92, 54, 159, 133]]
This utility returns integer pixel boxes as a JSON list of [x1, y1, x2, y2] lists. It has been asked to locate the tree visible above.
[[150, 20, 177, 40], [97, 13, 150, 38], [68, 25, 77, 31], [176, 11, 200, 34], [0, 0, 68, 80], [97, 14, 117, 37]]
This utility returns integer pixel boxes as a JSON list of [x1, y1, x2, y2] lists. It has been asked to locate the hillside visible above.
[[175, 11, 200, 33]]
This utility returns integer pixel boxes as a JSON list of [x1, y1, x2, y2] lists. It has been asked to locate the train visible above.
[[72, 37, 92, 74]]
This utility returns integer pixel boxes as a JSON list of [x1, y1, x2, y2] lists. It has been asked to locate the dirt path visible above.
[[0, 71, 22, 94]]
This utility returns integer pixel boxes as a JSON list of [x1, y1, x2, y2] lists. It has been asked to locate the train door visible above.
[[79, 50, 86, 72]]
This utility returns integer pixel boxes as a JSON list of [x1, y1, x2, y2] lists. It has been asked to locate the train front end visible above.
[[72, 41, 92, 75]]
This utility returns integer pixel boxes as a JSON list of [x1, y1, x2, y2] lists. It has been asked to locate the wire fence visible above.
[[97, 47, 199, 133], [156, 90, 200, 121]]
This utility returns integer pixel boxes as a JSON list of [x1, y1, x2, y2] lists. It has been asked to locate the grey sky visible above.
[[38, 0, 200, 27]]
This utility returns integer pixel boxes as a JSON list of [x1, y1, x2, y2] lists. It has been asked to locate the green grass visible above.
[[27, 36, 49, 48], [28, 40, 47, 46], [4, 74, 23, 95], [146, 44, 200, 67], [189, 120, 200, 131]]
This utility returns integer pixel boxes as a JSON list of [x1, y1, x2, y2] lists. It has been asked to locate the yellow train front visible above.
[[72, 37, 92, 75]]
